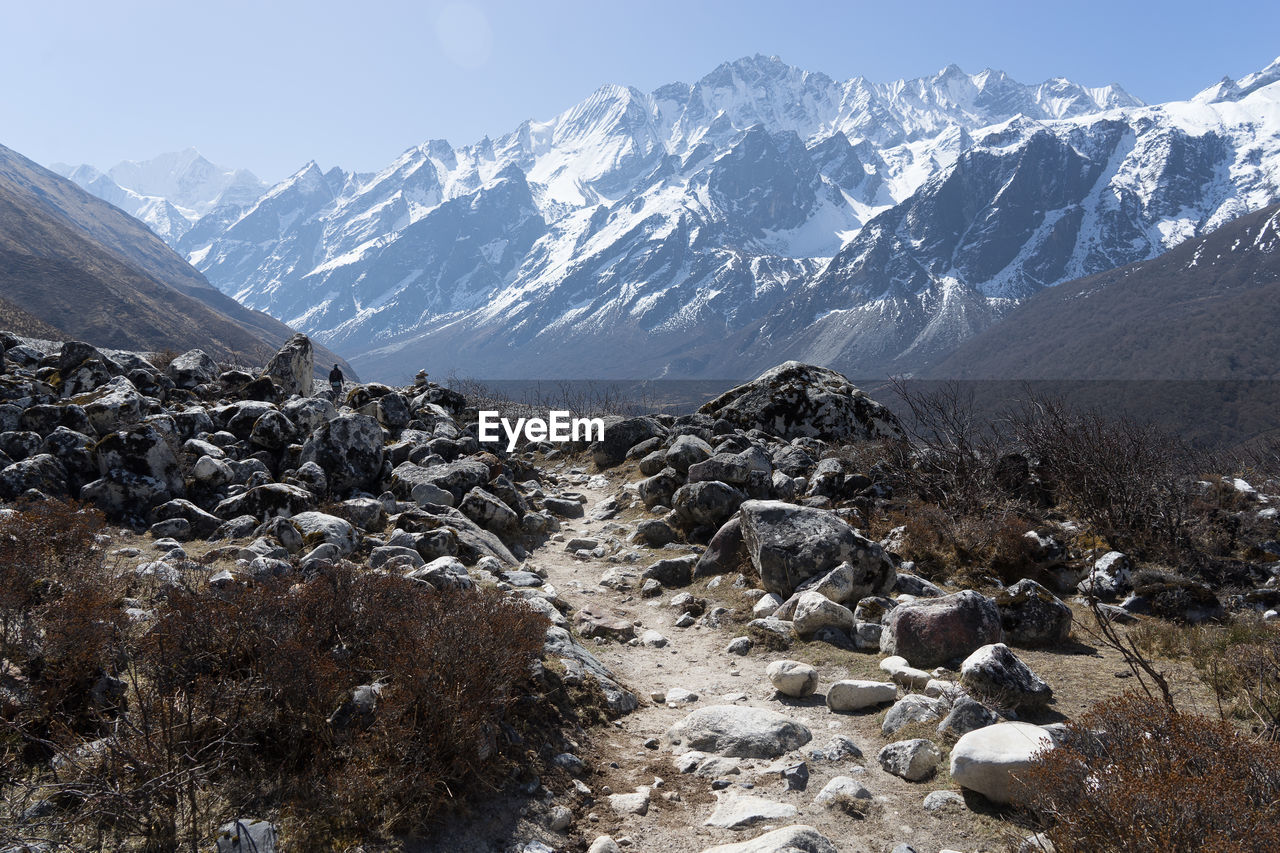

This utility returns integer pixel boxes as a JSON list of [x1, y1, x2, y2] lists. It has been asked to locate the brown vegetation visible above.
[[0, 501, 551, 851]]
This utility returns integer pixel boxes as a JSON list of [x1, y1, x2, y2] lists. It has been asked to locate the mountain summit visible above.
[[58, 56, 1280, 382]]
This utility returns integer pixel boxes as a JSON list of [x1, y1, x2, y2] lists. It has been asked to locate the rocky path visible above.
[[525, 463, 1001, 853]]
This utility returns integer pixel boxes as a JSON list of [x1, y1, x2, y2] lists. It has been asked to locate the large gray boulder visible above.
[[880, 590, 1002, 667], [0, 453, 67, 498], [739, 500, 895, 598], [671, 481, 746, 529], [81, 376, 146, 435], [590, 416, 667, 469], [299, 414, 384, 495], [666, 705, 811, 759], [697, 362, 903, 442], [260, 333, 314, 398], [96, 423, 184, 496], [167, 349, 220, 390], [996, 578, 1072, 647], [959, 643, 1054, 712]]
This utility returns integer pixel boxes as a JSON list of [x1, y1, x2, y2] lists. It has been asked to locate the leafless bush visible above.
[[1011, 395, 1196, 559], [1024, 692, 1280, 852]]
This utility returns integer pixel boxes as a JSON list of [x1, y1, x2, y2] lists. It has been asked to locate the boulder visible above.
[[260, 333, 313, 398], [812, 775, 872, 813], [671, 480, 746, 529], [213, 484, 316, 521], [666, 705, 811, 759], [704, 795, 797, 829], [543, 626, 637, 715], [996, 578, 1072, 647], [950, 722, 1055, 805], [698, 825, 838, 853], [697, 362, 903, 442], [299, 414, 384, 495], [880, 590, 1002, 667], [766, 660, 819, 697], [459, 487, 519, 535], [642, 555, 697, 587], [0, 453, 67, 499], [665, 434, 713, 473], [694, 516, 746, 577], [590, 416, 667, 468], [877, 738, 941, 781], [959, 643, 1053, 712], [882, 694, 945, 737], [739, 500, 895, 598], [937, 694, 1001, 738], [290, 511, 359, 557], [1078, 551, 1133, 600], [167, 350, 220, 390], [791, 591, 855, 638], [81, 377, 146, 434], [215, 819, 278, 853], [637, 466, 684, 509], [825, 680, 897, 712], [96, 423, 184, 496]]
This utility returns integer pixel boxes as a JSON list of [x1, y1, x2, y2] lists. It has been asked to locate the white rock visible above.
[[698, 825, 838, 853], [753, 592, 783, 617], [950, 722, 1055, 804], [766, 659, 819, 697], [704, 794, 798, 829], [791, 590, 855, 637], [608, 787, 650, 816], [666, 705, 812, 759], [812, 775, 873, 813], [877, 738, 941, 781], [588, 837, 621, 853], [641, 629, 670, 648], [825, 679, 897, 711]]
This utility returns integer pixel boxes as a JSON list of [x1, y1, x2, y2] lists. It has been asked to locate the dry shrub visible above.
[[0, 500, 123, 735], [888, 504, 1039, 585], [1025, 692, 1280, 852], [1012, 398, 1195, 559], [2, 498, 552, 851], [1133, 616, 1280, 737]]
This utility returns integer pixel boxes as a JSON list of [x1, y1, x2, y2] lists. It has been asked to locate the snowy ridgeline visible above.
[[55, 55, 1280, 382]]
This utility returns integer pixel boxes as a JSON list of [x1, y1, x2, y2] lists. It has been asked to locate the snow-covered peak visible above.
[[1194, 56, 1280, 103]]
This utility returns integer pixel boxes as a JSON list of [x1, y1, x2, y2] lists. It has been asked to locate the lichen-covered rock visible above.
[[290, 511, 360, 557], [739, 500, 895, 599], [671, 480, 746, 529], [167, 350, 220, 390], [996, 578, 1072, 647], [590, 417, 667, 469], [880, 589, 1002, 667], [766, 660, 819, 697], [96, 423, 184, 496], [299, 414, 384, 495], [960, 643, 1054, 711], [0, 453, 67, 498], [697, 362, 903, 442], [877, 738, 941, 781], [214, 483, 316, 521], [260, 333, 313, 398]]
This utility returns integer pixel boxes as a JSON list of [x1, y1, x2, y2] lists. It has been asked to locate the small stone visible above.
[[726, 636, 754, 655], [766, 659, 819, 697]]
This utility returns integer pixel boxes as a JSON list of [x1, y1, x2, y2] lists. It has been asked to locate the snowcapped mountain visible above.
[[66, 55, 1280, 382], [52, 149, 265, 244]]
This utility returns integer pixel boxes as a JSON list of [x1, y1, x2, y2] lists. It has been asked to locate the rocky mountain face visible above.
[[0, 143, 352, 373], [61, 56, 1280, 381], [932, 202, 1280, 380]]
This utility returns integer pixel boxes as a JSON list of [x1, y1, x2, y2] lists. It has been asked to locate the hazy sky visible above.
[[4, 0, 1278, 183]]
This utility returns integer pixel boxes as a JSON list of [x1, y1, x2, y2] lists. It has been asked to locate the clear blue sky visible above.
[[3, 0, 1277, 183]]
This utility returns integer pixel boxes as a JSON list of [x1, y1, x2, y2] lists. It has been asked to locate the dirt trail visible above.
[[528, 462, 1007, 853]]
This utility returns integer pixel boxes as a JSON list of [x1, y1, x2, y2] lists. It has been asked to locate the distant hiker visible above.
[[329, 363, 344, 397]]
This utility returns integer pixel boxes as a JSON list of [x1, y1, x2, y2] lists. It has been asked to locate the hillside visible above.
[[930, 202, 1280, 381], [0, 142, 353, 373]]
